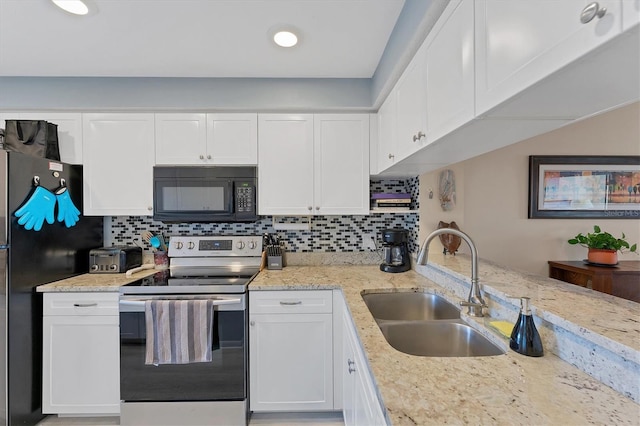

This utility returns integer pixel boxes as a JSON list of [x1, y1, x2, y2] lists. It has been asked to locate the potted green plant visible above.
[[568, 225, 638, 265]]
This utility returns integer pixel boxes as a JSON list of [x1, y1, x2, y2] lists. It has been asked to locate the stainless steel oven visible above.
[[119, 235, 262, 426]]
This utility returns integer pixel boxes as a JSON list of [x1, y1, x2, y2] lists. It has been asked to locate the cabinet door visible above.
[[394, 42, 428, 161], [249, 313, 333, 411], [155, 113, 206, 165], [425, 0, 475, 143], [42, 315, 120, 414], [206, 113, 257, 165], [342, 304, 386, 426], [258, 114, 314, 216], [375, 94, 398, 173], [475, 0, 623, 116], [0, 112, 83, 164], [82, 113, 155, 216], [314, 114, 369, 216]]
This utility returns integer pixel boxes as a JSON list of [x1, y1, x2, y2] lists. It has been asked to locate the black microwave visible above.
[[153, 166, 258, 223]]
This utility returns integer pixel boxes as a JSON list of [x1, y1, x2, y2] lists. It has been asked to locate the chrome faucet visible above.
[[416, 228, 487, 317]]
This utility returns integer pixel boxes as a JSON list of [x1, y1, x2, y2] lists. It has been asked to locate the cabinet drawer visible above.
[[250, 290, 333, 314], [43, 292, 119, 316]]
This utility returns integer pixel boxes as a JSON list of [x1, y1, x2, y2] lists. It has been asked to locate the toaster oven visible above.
[[89, 246, 142, 273]]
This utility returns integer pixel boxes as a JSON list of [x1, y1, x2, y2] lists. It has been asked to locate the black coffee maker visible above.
[[379, 229, 411, 273]]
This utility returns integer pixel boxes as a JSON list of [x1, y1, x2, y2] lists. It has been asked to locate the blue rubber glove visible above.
[[14, 186, 56, 231], [55, 188, 81, 228]]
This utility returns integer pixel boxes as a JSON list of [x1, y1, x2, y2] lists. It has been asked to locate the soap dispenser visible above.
[[509, 297, 544, 357]]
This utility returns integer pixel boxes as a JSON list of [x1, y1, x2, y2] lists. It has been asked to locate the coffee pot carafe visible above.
[[380, 229, 411, 273]]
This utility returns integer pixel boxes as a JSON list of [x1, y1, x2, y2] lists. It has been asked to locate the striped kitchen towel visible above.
[[145, 299, 214, 365]]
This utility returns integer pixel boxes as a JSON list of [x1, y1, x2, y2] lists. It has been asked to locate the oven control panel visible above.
[[168, 235, 263, 258]]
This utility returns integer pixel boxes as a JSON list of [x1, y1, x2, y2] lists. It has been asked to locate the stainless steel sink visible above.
[[362, 292, 461, 321], [378, 321, 506, 357]]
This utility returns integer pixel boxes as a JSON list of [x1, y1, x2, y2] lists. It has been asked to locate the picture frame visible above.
[[528, 155, 640, 219]]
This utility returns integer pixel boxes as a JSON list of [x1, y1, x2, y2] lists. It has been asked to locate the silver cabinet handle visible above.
[[580, 2, 606, 24], [347, 359, 356, 374], [73, 303, 98, 307], [279, 301, 302, 306], [207, 155, 212, 160], [250, 320, 255, 326], [307, 206, 312, 211], [412, 131, 425, 142], [388, 153, 395, 159], [199, 154, 205, 160]]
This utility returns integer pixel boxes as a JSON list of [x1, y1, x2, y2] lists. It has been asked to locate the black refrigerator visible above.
[[0, 150, 103, 425]]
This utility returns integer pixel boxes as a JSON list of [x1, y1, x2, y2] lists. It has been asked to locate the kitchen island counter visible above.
[[251, 261, 640, 425]]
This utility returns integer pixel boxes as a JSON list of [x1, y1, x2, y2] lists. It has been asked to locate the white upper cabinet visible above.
[[82, 113, 155, 216], [155, 113, 257, 165], [424, 0, 475, 143], [258, 114, 315, 216], [374, 94, 398, 173], [313, 114, 370, 216], [0, 112, 83, 164], [394, 43, 428, 161], [475, 0, 624, 117], [206, 113, 258, 165], [258, 114, 369, 216], [155, 113, 207, 165]]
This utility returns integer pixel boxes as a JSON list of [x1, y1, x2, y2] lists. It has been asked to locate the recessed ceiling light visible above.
[[51, 0, 89, 16], [273, 31, 298, 48]]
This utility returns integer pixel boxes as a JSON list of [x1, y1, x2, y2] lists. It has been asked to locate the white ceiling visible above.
[[0, 0, 406, 79]]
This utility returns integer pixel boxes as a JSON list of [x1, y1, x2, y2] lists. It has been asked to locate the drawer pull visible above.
[[73, 303, 98, 307], [279, 301, 302, 306], [347, 359, 356, 374]]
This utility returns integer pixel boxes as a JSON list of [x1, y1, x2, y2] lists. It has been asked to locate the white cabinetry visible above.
[[82, 113, 155, 216], [340, 296, 386, 426], [475, 0, 623, 117], [424, 0, 475, 143], [155, 113, 257, 165], [42, 292, 120, 415], [375, 0, 474, 175], [258, 114, 369, 216], [0, 112, 83, 164], [374, 94, 398, 173], [249, 290, 333, 412], [393, 44, 428, 161], [155, 113, 206, 165]]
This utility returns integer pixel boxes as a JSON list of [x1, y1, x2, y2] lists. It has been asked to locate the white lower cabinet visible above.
[[340, 296, 387, 426], [42, 293, 120, 415], [249, 290, 333, 412]]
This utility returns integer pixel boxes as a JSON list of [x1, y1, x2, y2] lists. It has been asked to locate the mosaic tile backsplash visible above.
[[108, 178, 420, 253]]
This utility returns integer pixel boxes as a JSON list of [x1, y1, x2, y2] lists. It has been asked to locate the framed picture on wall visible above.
[[528, 155, 640, 219]]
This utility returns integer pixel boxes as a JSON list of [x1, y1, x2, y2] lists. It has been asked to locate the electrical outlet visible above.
[[362, 233, 377, 251]]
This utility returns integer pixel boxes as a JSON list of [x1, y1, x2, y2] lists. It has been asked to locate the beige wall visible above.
[[419, 102, 640, 276]]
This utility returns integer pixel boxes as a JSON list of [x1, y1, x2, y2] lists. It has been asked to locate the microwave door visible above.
[[154, 178, 233, 221]]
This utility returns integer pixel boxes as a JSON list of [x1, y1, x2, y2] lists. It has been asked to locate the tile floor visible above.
[[37, 412, 344, 426]]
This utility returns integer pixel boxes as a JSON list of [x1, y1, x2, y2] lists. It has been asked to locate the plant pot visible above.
[[587, 248, 618, 265]]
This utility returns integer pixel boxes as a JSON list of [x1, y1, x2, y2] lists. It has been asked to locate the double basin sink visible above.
[[361, 292, 505, 357]]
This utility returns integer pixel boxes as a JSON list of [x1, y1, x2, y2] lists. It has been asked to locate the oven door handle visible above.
[[119, 297, 241, 308]]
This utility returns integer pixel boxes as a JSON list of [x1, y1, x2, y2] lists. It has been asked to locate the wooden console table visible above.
[[548, 261, 640, 303]]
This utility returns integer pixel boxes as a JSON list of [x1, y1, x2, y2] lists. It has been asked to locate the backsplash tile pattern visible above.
[[109, 178, 420, 253]]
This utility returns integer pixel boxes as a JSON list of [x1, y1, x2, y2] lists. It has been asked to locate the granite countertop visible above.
[[251, 264, 640, 426], [37, 257, 639, 424], [36, 267, 158, 292]]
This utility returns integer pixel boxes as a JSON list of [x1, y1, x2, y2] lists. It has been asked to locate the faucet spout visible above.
[[416, 228, 486, 317]]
